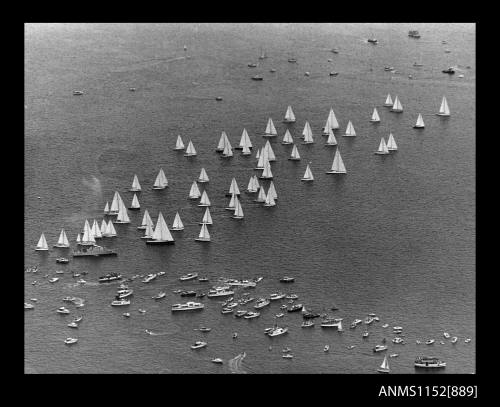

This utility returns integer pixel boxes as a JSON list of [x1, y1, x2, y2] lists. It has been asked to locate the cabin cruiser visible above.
[[267, 326, 289, 337], [207, 288, 234, 298], [287, 304, 303, 312], [180, 290, 197, 297], [243, 311, 260, 319], [57, 307, 70, 314], [451, 337, 458, 344], [111, 299, 130, 306], [73, 245, 117, 257], [171, 302, 204, 312], [442, 67, 455, 74], [324, 345, 330, 352], [234, 310, 248, 318], [254, 299, 271, 309], [56, 257, 69, 264], [24, 302, 34, 310], [221, 307, 233, 314], [443, 332, 451, 339], [191, 341, 207, 350], [211, 358, 223, 364], [269, 292, 286, 301], [117, 289, 133, 299], [64, 337, 78, 344], [99, 273, 122, 283], [301, 320, 315, 328], [285, 294, 298, 300], [180, 273, 198, 281], [302, 310, 320, 319], [425, 339, 435, 345], [280, 276, 295, 283], [320, 318, 343, 328], [142, 274, 157, 283], [392, 337, 405, 344], [373, 345, 388, 352], [49, 277, 59, 283], [414, 357, 446, 369]]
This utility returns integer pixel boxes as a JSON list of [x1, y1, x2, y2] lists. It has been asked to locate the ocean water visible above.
[[24, 23, 475, 374]]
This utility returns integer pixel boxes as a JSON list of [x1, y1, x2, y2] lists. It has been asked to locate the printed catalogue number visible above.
[[379, 385, 478, 398]]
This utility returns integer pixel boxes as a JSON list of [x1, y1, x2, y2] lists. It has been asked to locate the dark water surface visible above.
[[25, 23, 475, 373]]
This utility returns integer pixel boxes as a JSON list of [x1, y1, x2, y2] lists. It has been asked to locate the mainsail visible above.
[[268, 181, 277, 200], [130, 193, 140, 209], [384, 94, 393, 106], [104, 202, 110, 214], [36, 233, 49, 250], [391, 96, 403, 112], [189, 181, 201, 199], [438, 96, 450, 116], [263, 187, 276, 206], [302, 121, 313, 143], [198, 168, 209, 183], [260, 159, 273, 179], [264, 118, 278, 136], [172, 212, 184, 230], [265, 140, 276, 161], [81, 220, 96, 245], [371, 108, 380, 122], [56, 229, 70, 247], [255, 186, 267, 202], [184, 140, 197, 156], [197, 223, 211, 241], [325, 128, 337, 146], [100, 220, 107, 235], [344, 121, 356, 137], [130, 174, 141, 191], [327, 150, 347, 174], [289, 144, 301, 160], [387, 133, 398, 151], [375, 137, 389, 154], [414, 113, 425, 128], [139, 209, 152, 229], [153, 169, 168, 189], [222, 140, 233, 157], [233, 196, 244, 218], [201, 207, 213, 224], [329, 108, 339, 129], [301, 164, 314, 181], [150, 212, 174, 242], [217, 131, 227, 151], [229, 178, 240, 195], [282, 129, 293, 144], [115, 199, 130, 223], [92, 219, 103, 238], [199, 190, 211, 206], [174, 135, 185, 150], [226, 193, 236, 210], [110, 191, 122, 214], [284, 105, 296, 122]]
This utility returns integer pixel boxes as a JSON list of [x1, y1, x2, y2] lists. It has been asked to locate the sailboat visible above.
[[174, 135, 185, 151], [264, 140, 276, 161], [259, 159, 273, 179], [198, 190, 211, 207], [76, 233, 81, 244], [92, 219, 103, 238], [384, 94, 393, 107], [263, 118, 278, 137], [254, 186, 267, 203], [259, 48, 267, 60], [263, 188, 276, 207], [301, 163, 314, 181], [129, 175, 141, 192], [35, 233, 49, 251], [200, 207, 213, 225], [232, 196, 244, 219], [413, 113, 425, 128], [325, 128, 338, 146], [189, 181, 201, 199], [387, 133, 398, 151], [103, 202, 110, 215], [129, 193, 140, 210], [141, 219, 154, 239], [80, 220, 96, 246], [216, 131, 228, 152], [324, 108, 339, 132], [391, 96, 403, 112], [326, 150, 347, 174], [184, 140, 197, 156], [242, 143, 251, 156], [377, 355, 390, 373], [370, 108, 381, 123], [198, 168, 209, 183], [138, 209, 152, 230], [343, 121, 356, 137], [437, 96, 450, 116], [146, 212, 175, 245], [268, 181, 278, 200], [224, 178, 239, 196], [237, 128, 252, 150], [172, 212, 184, 231], [288, 144, 301, 161], [247, 175, 258, 193], [225, 193, 236, 211], [374, 137, 390, 154], [302, 122, 314, 144], [114, 199, 131, 224], [282, 129, 294, 145], [54, 229, 70, 248], [109, 191, 123, 215], [195, 223, 211, 242], [103, 220, 117, 237], [222, 139, 233, 158], [100, 219, 107, 236], [283, 105, 296, 123], [153, 168, 168, 190]]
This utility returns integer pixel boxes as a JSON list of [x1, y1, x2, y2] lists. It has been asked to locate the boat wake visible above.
[[228, 352, 248, 374], [145, 329, 169, 336]]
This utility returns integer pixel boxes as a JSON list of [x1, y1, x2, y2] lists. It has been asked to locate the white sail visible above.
[[265, 140, 276, 161], [327, 150, 347, 174], [81, 220, 96, 244], [153, 168, 168, 189], [290, 144, 301, 160], [414, 113, 425, 128], [222, 140, 233, 157], [233, 196, 244, 218], [302, 121, 313, 141], [284, 105, 296, 122], [140, 209, 152, 228], [143, 219, 154, 238], [56, 229, 70, 247], [110, 191, 121, 214], [198, 168, 209, 183], [107, 220, 117, 237], [244, 128, 253, 148], [438, 96, 450, 116], [175, 135, 185, 150], [130, 194, 140, 209], [92, 219, 103, 238], [185, 140, 197, 156], [380, 355, 390, 371], [329, 108, 339, 129], [384, 94, 393, 106], [387, 133, 398, 151], [302, 164, 314, 181], [76, 233, 81, 243], [323, 116, 331, 134], [268, 181, 277, 200], [254, 175, 260, 191], [100, 219, 107, 235], [255, 185, 267, 202], [325, 128, 337, 145], [115, 199, 130, 223], [264, 118, 277, 136], [198, 223, 210, 240], [256, 147, 266, 168], [199, 190, 211, 206], [104, 202, 109, 214], [375, 137, 389, 154], [229, 178, 240, 195], [391, 96, 403, 112], [260, 159, 273, 179], [256, 148, 260, 160], [344, 121, 356, 136], [239, 128, 248, 149], [202, 207, 213, 224], [189, 181, 201, 199], [371, 108, 380, 122], [36, 233, 49, 250], [242, 143, 251, 155], [172, 212, 184, 230], [247, 175, 256, 192], [130, 174, 141, 191], [264, 188, 276, 206], [217, 132, 227, 151], [282, 129, 293, 144], [151, 212, 174, 242], [226, 193, 236, 210]]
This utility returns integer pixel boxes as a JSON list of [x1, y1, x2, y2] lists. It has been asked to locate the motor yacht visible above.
[[373, 345, 388, 352], [180, 273, 198, 281], [171, 302, 204, 312], [414, 357, 446, 369], [111, 299, 130, 306]]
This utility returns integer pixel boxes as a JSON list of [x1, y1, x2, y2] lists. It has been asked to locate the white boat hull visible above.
[[342, 134, 356, 137], [283, 119, 296, 123], [370, 119, 380, 123], [262, 134, 277, 137], [301, 178, 313, 182], [152, 187, 166, 190], [436, 113, 450, 117], [195, 238, 211, 242], [197, 204, 211, 207], [232, 216, 244, 220], [53, 244, 70, 248], [129, 189, 141, 192], [281, 142, 293, 145], [326, 170, 346, 174], [171, 227, 184, 231], [325, 143, 337, 146], [374, 151, 389, 155], [113, 221, 130, 224], [35, 248, 49, 251], [137, 225, 147, 230]]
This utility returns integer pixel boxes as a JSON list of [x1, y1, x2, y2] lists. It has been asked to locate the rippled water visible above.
[[24, 23, 475, 374]]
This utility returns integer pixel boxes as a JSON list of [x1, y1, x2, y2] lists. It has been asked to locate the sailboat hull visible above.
[[387, 148, 398, 151], [326, 171, 346, 174], [129, 189, 141, 192], [128, 207, 140, 210], [241, 152, 251, 156], [391, 109, 403, 113], [173, 147, 185, 151], [232, 216, 244, 220], [283, 119, 296, 123], [189, 196, 201, 200], [225, 207, 236, 211], [413, 125, 425, 129], [197, 204, 211, 207], [263, 203, 276, 207], [171, 227, 184, 231], [281, 142, 293, 145], [374, 151, 389, 155], [301, 178, 314, 182], [145, 240, 175, 245], [137, 226, 147, 230], [199, 222, 213, 225], [377, 368, 390, 373], [301, 142, 314, 145], [113, 221, 130, 224], [370, 119, 380, 123], [53, 244, 70, 248], [383, 103, 393, 107], [35, 248, 49, 251], [288, 158, 300, 161], [198, 180, 209, 183], [183, 154, 197, 157], [436, 113, 450, 117], [342, 134, 356, 137], [259, 176, 273, 180], [195, 238, 210, 242], [152, 187, 167, 190], [325, 143, 337, 146], [262, 134, 277, 137]]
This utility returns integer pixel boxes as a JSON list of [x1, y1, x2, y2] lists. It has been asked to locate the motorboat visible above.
[[55, 270, 65, 274], [301, 320, 315, 328], [215, 97, 223, 101], [138, 309, 147, 314], [24, 302, 34, 310], [373, 345, 388, 352], [73, 316, 83, 323], [254, 299, 270, 309], [211, 358, 223, 364], [152, 292, 166, 300], [234, 310, 248, 318], [232, 332, 238, 339], [64, 337, 78, 344], [393, 326, 403, 331], [221, 308, 233, 314], [367, 38, 378, 44], [142, 274, 157, 283], [287, 58, 297, 63], [243, 311, 260, 319], [99, 273, 122, 283], [57, 307, 70, 314], [382, 323, 389, 328], [425, 339, 435, 345], [207, 288, 235, 298], [320, 318, 343, 328], [111, 299, 130, 306], [442, 67, 455, 74], [287, 304, 303, 312], [269, 292, 286, 301], [180, 290, 197, 297], [443, 332, 451, 339], [282, 353, 294, 359], [285, 294, 298, 300], [331, 48, 339, 54], [465, 338, 471, 343], [451, 337, 458, 344], [72, 90, 83, 95], [251, 75, 263, 81], [280, 304, 287, 310], [180, 273, 198, 281], [408, 30, 421, 38], [329, 72, 339, 76], [363, 332, 369, 338], [275, 313, 284, 318], [67, 322, 78, 328], [191, 341, 207, 350], [248, 63, 257, 67], [414, 357, 446, 369], [384, 66, 394, 71], [390, 353, 399, 358], [196, 293, 206, 298], [324, 345, 330, 352], [280, 276, 295, 283], [364, 317, 375, 325], [49, 277, 59, 283], [267, 327, 289, 337], [123, 313, 130, 318], [282, 347, 292, 353], [392, 337, 405, 344], [56, 257, 69, 264], [270, 69, 276, 72], [171, 302, 204, 312], [198, 277, 209, 282], [117, 289, 134, 299], [198, 327, 212, 332]]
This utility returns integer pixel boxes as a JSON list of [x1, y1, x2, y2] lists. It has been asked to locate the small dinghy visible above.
[[211, 358, 223, 364], [64, 337, 78, 345], [191, 341, 207, 350]]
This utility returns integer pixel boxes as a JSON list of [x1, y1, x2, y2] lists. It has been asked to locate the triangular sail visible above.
[[282, 129, 293, 144], [217, 132, 227, 151], [143, 220, 154, 238], [285, 105, 296, 122], [384, 94, 393, 106], [199, 223, 210, 239], [229, 178, 240, 195], [415, 113, 425, 127], [377, 137, 389, 153], [261, 159, 273, 178], [392, 96, 403, 111], [175, 135, 185, 150], [302, 164, 314, 180], [233, 196, 244, 218], [329, 109, 339, 129], [130, 194, 140, 209], [141, 209, 152, 227], [345, 121, 356, 136], [185, 140, 197, 155], [302, 121, 313, 140], [92, 219, 102, 238], [107, 220, 117, 236], [290, 144, 300, 159], [227, 193, 236, 209], [202, 207, 213, 224], [223, 140, 233, 157], [380, 355, 389, 370], [387, 133, 398, 150], [265, 140, 276, 161], [269, 181, 277, 200], [326, 128, 337, 145], [247, 176, 256, 192], [131, 175, 141, 191], [256, 148, 260, 160], [330, 150, 347, 173], [173, 212, 184, 229], [57, 229, 69, 246], [36, 233, 48, 250], [82, 220, 96, 244], [265, 118, 277, 135], [438, 96, 450, 116], [371, 108, 380, 122], [76, 233, 81, 243], [110, 191, 121, 213], [198, 168, 209, 183], [154, 169, 168, 188], [189, 181, 201, 199], [199, 190, 211, 206], [104, 202, 109, 214], [116, 199, 130, 223], [257, 147, 266, 168], [264, 188, 276, 206], [239, 128, 248, 148], [256, 186, 266, 202], [242, 144, 251, 155], [152, 212, 174, 242], [100, 220, 107, 235]]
